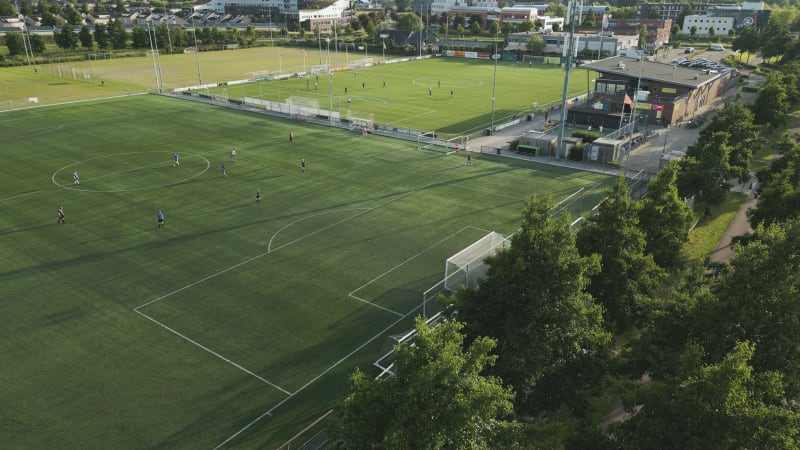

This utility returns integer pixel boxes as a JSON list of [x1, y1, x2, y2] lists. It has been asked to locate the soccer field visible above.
[[2, 48, 592, 136], [0, 95, 612, 448]]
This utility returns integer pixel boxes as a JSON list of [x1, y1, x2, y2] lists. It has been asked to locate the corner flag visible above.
[[303, 50, 308, 59], [382, 41, 387, 51]]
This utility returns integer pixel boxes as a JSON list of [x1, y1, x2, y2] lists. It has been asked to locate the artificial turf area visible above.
[[0, 94, 613, 448], [2, 48, 592, 136]]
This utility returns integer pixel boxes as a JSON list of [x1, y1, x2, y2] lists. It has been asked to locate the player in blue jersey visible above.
[[173, 152, 180, 167], [157, 210, 165, 228]]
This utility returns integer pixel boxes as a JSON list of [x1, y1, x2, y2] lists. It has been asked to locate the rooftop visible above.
[[581, 56, 726, 89]]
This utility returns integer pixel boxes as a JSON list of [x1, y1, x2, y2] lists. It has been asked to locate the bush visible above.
[[568, 143, 584, 161], [571, 130, 600, 143]]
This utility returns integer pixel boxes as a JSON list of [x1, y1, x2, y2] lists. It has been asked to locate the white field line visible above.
[[0, 190, 43, 203], [347, 225, 479, 315], [0, 92, 147, 114], [134, 309, 292, 395], [213, 302, 424, 450], [347, 292, 403, 317], [267, 208, 370, 252]]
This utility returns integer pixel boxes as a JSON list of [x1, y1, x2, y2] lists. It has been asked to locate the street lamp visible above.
[[326, 38, 333, 125], [190, 16, 202, 84], [490, 33, 500, 135]]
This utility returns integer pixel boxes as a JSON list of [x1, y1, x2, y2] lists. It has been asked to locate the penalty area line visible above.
[[134, 308, 292, 396], [213, 302, 425, 449]]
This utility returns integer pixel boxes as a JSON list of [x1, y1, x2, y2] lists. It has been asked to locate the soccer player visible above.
[[289, 130, 294, 143], [221, 163, 227, 178], [57, 206, 65, 224], [466, 154, 472, 166], [429, 87, 432, 97], [256, 189, 261, 203], [157, 210, 165, 228], [229, 148, 236, 161], [72, 171, 80, 185], [301, 159, 306, 173], [173, 152, 180, 167]]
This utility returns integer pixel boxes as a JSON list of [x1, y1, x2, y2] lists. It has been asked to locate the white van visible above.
[[710, 43, 725, 51]]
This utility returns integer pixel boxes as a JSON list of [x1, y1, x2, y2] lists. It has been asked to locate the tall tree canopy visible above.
[[638, 162, 694, 268], [331, 318, 517, 449], [577, 178, 665, 333], [452, 196, 610, 405], [610, 341, 800, 448]]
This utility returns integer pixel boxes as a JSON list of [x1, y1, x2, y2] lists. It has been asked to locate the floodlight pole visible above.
[[190, 16, 202, 84], [490, 30, 499, 135], [555, 0, 582, 160], [326, 38, 333, 126]]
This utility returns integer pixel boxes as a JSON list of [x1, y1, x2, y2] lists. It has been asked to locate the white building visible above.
[[682, 15, 734, 35], [430, 0, 497, 15]]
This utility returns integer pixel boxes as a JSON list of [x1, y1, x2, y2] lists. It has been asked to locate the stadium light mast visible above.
[[190, 15, 202, 84], [326, 38, 333, 125], [555, 0, 583, 160], [490, 28, 500, 135]]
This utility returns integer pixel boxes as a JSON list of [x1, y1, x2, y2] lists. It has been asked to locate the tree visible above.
[[4, 31, 25, 56], [671, 24, 679, 36], [702, 218, 800, 397], [610, 341, 800, 448], [676, 134, 735, 206], [470, 21, 481, 35], [576, 177, 665, 332], [456, 23, 465, 37], [582, 11, 595, 27], [64, 4, 83, 26], [397, 12, 422, 31], [79, 25, 93, 49], [527, 35, 545, 55], [637, 25, 648, 48], [29, 34, 45, 53], [708, 26, 715, 36], [488, 21, 498, 36], [94, 23, 109, 49], [751, 73, 791, 127], [761, 20, 792, 62], [648, 6, 660, 20], [331, 318, 516, 449], [638, 162, 694, 268], [0, 0, 14, 15], [690, 26, 697, 37], [55, 25, 78, 50], [698, 100, 761, 179], [547, 2, 565, 18], [131, 26, 149, 49], [108, 18, 127, 49], [732, 25, 759, 63], [451, 196, 610, 403], [517, 20, 533, 32], [395, 0, 410, 12], [749, 136, 800, 227], [502, 22, 514, 35]]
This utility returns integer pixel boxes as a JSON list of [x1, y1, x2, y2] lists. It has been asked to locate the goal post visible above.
[[417, 132, 467, 154], [443, 231, 509, 292]]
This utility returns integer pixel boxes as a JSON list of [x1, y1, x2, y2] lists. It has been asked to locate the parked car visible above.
[[685, 47, 695, 53], [710, 43, 725, 51]]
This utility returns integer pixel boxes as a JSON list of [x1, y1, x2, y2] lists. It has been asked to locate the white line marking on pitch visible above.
[[447, 183, 527, 201], [213, 302, 425, 449], [347, 292, 403, 317], [347, 225, 476, 316], [82, 161, 171, 182], [267, 208, 370, 252], [134, 309, 292, 395], [0, 190, 43, 203]]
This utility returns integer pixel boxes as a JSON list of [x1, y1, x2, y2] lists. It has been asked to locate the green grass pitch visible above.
[[0, 94, 612, 448], [2, 48, 593, 136]]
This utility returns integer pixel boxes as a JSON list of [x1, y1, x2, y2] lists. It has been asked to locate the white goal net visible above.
[[443, 231, 509, 292]]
